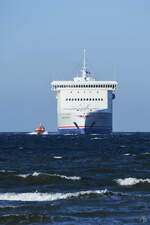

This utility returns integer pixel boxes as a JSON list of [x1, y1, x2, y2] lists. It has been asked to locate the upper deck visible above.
[[51, 49, 118, 91]]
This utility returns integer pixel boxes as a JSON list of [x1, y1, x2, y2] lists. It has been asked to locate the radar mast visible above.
[[82, 48, 87, 80]]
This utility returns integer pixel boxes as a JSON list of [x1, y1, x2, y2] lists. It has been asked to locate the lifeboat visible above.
[[35, 122, 45, 135]]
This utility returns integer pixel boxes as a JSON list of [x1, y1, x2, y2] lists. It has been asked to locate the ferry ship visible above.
[[51, 50, 118, 134]]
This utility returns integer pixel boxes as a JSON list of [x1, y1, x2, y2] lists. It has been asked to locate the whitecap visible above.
[[28, 132, 48, 135], [28, 132, 36, 135], [53, 156, 62, 159], [32, 172, 40, 176], [17, 172, 40, 178], [41, 131, 48, 135], [17, 172, 80, 180], [0, 205, 18, 209], [0, 170, 7, 173], [115, 177, 150, 186], [53, 174, 81, 180], [17, 174, 29, 178], [0, 189, 108, 202], [91, 137, 104, 140], [0, 170, 16, 173]]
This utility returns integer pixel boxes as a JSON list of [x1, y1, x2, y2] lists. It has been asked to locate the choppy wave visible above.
[[0, 189, 109, 202], [17, 172, 40, 178], [115, 177, 150, 186], [142, 152, 150, 155], [54, 174, 80, 180], [0, 170, 16, 173], [17, 172, 81, 180], [0, 214, 51, 224]]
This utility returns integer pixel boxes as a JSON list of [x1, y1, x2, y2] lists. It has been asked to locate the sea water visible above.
[[0, 132, 150, 224]]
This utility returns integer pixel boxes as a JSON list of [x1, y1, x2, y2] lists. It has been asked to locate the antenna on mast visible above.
[[82, 48, 87, 80], [83, 48, 86, 70]]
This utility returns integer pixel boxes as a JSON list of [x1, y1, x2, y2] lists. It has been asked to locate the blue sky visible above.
[[0, 0, 150, 132]]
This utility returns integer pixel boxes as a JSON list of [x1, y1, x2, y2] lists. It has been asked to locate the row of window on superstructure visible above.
[[66, 98, 103, 101], [53, 84, 116, 89]]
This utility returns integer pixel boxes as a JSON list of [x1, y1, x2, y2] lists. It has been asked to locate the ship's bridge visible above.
[[51, 80, 118, 91]]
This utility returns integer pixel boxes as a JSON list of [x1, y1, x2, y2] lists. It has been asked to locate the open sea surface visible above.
[[0, 132, 150, 224]]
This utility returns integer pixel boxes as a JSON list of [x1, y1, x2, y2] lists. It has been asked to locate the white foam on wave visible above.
[[0, 205, 18, 209], [53, 156, 62, 159], [53, 174, 81, 180], [17, 172, 80, 180], [17, 172, 40, 178], [0, 170, 9, 173], [115, 177, 150, 186], [0, 170, 16, 173], [91, 137, 104, 140], [28, 132, 48, 135], [42, 131, 48, 135], [0, 189, 108, 202], [142, 152, 150, 155], [28, 132, 36, 135]]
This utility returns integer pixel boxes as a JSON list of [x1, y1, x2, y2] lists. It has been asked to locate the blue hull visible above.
[[58, 128, 112, 135]]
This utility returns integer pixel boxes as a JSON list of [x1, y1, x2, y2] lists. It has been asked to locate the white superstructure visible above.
[[51, 50, 118, 134]]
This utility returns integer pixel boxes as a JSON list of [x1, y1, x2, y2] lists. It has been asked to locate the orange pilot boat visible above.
[[35, 122, 45, 135]]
